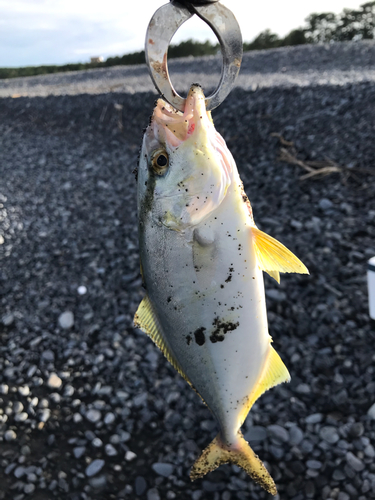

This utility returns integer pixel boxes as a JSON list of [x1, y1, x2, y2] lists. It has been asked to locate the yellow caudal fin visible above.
[[251, 226, 309, 283], [134, 295, 191, 386], [190, 346, 289, 495], [190, 432, 277, 495]]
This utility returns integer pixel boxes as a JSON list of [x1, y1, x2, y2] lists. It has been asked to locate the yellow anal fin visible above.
[[190, 432, 277, 496], [238, 346, 290, 427], [134, 295, 191, 385], [251, 226, 309, 282]]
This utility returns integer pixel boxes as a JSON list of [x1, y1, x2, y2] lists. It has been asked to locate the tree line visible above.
[[1, 1, 374, 80]]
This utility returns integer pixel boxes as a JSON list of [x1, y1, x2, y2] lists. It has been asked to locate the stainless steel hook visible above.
[[145, 0, 243, 112]]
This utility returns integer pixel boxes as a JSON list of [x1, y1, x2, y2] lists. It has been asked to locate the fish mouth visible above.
[[151, 84, 213, 148]]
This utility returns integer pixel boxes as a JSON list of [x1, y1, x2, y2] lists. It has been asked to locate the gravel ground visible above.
[[1, 41, 375, 500]]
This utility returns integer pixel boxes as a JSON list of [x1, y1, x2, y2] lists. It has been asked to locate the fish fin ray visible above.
[[239, 346, 290, 424], [251, 226, 309, 276], [190, 432, 277, 495], [134, 295, 191, 385], [266, 270, 280, 284]]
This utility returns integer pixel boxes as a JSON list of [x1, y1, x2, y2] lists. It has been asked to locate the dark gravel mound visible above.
[[1, 77, 375, 500]]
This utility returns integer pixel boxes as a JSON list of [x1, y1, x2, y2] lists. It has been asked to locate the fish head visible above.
[[138, 85, 234, 231]]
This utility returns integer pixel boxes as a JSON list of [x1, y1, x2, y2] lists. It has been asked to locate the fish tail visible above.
[[190, 432, 277, 496]]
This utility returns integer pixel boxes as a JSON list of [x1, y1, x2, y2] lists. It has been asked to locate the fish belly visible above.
[[140, 182, 271, 442]]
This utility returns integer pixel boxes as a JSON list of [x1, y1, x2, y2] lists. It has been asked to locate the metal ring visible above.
[[145, 1, 242, 112]]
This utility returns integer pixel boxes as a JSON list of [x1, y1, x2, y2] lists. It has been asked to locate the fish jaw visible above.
[[138, 85, 233, 232]]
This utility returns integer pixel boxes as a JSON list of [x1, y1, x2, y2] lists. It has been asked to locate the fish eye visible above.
[[151, 149, 169, 175]]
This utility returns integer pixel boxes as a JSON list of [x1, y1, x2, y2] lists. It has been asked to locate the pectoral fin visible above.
[[134, 295, 191, 385], [251, 226, 309, 283]]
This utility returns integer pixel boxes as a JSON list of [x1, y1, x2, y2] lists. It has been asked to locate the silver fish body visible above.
[[135, 85, 308, 494]]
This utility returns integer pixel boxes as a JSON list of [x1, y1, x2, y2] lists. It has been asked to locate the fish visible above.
[[134, 84, 308, 495]]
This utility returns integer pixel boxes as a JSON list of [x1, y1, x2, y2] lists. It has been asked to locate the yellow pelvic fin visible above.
[[251, 226, 309, 282], [134, 295, 191, 385], [190, 432, 277, 496]]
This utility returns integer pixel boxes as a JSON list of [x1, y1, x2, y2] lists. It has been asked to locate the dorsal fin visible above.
[[251, 226, 309, 283], [134, 295, 191, 385]]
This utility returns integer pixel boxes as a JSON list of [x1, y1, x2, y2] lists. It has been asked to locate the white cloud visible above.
[[0, 0, 366, 67]]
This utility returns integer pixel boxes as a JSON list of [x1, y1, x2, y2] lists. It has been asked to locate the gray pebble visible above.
[[2, 312, 14, 326], [104, 412, 115, 425], [244, 425, 267, 442], [0, 384, 9, 395], [105, 444, 117, 456], [73, 447, 86, 459], [4, 430, 17, 441], [58, 311, 74, 329], [85, 459, 105, 477], [266, 289, 286, 302], [135, 476, 147, 496], [306, 459, 322, 469], [85, 409, 101, 423], [305, 413, 323, 424], [320, 426, 339, 444], [267, 424, 289, 443], [346, 451, 365, 471], [18, 386, 30, 397], [24, 484, 35, 495], [337, 493, 350, 500], [367, 402, 375, 419], [147, 488, 161, 500], [152, 462, 174, 477], [319, 198, 333, 210], [289, 426, 304, 446]]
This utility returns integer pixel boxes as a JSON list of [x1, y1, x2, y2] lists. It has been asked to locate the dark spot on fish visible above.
[[242, 194, 249, 203], [194, 327, 206, 346], [167, 297, 171, 303], [186, 335, 192, 345], [210, 317, 239, 343], [225, 275, 232, 283], [132, 167, 138, 180], [220, 284, 224, 289]]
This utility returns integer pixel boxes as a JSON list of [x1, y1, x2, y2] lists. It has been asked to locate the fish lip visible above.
[[150, 85, 212, 147]]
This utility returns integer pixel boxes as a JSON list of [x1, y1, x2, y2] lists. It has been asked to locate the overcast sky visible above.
[[0, 0, 365, 67]]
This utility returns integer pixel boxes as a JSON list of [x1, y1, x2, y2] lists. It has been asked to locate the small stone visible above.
[[15, 412, 28, 422], [4, 430, 17, 441], [319, 198, 333, 210], [42, 350, 55, 362], [306, 460, 322, 469], [296, 383, 311, 394], [18, 386, 30, 397], [337, 493, 350, 500], [104, 412, 115, 425], [39, 409, 50, 423], [0, 384, 9, 395], [92, 438, 103, 448], [89, 475, 107, 489], [135, 476, 147, 496], [266, 289, 286, 302], [367, 402, 375, 419], [332, 469, 346, 481], [152, 463, 174, 477], [73, 413, 83, 423], [125, 451, 137, 461], [305, 413, 323, 424], [85, 459, 105, 477], [58, 311, 74, 329], [77, 286, 87, 295], [147, 488, 161, 500], [85, 409, 101, 423], [346, 451, 365, 471], [349, 422, 364, 437], [13, 401, 24, 413], [47, 373, 62, 389], [244, 426, 267, 442], [14, 466, 26, 478], [364, 444, 375, 458], [267, 424, 289, 443], [320, 426, 339, 444], [105, 444, 117, 456], [21, 445, 31, 456], [73, 447, 86, 459], [289, 426, 304, 446], [2, 313, 14, 326], [24, 484, 35, 494]]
